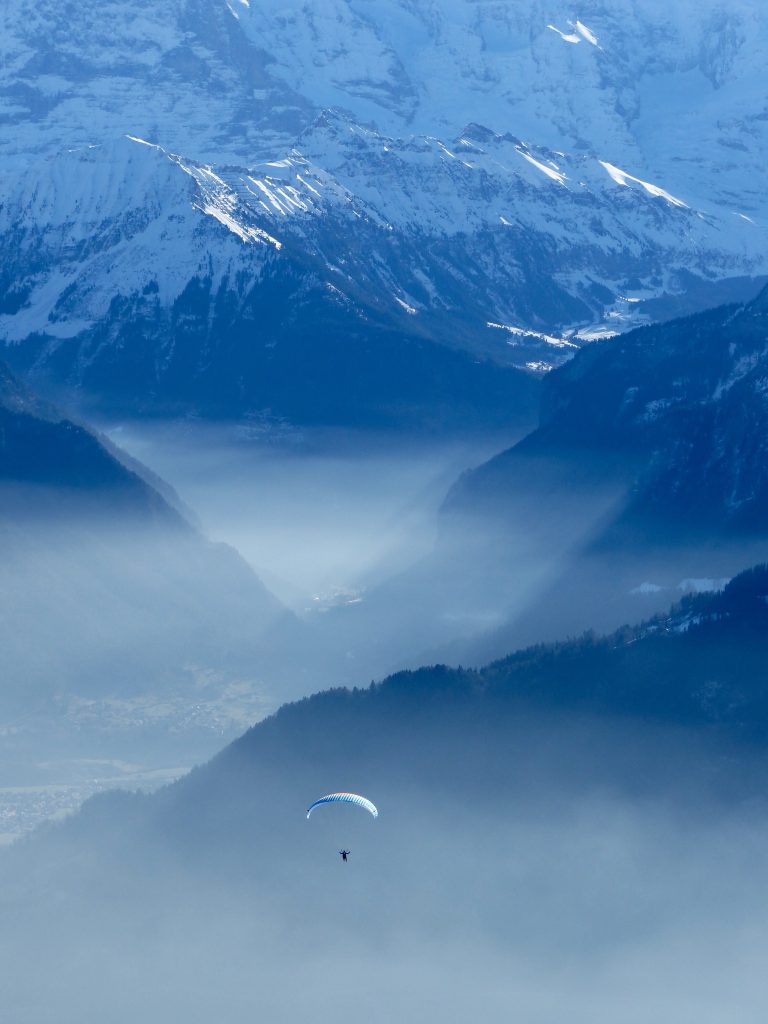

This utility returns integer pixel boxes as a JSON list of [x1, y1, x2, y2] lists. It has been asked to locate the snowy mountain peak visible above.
[[2, 1, 768, 420]]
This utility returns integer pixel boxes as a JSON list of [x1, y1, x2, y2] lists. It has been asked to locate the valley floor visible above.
[[0, 760, 187, 844]]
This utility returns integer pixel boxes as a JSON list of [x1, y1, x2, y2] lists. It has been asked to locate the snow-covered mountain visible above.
[[2, 0, 768, 419]]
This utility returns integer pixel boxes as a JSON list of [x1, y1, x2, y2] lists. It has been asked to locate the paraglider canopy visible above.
[[306, 792, 378, 819]]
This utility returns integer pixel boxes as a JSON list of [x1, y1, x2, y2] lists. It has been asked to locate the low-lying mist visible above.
[[6, 411, 767, 846], [105, 420, 522, 610], [4, 706, 768, 1023], [0, 421, 530, 837], [100, 419, 768, 692], [0, 492, 300, 839]]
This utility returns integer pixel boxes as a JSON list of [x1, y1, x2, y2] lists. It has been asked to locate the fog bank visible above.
[[106, 421, 522, 609]]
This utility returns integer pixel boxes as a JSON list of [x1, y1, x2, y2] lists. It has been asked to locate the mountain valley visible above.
[[3, 4, 768, 1020]]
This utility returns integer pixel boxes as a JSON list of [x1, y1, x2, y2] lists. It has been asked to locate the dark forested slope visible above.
[[452, 285, 768, 535]]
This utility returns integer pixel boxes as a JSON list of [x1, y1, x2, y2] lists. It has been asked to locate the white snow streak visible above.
[[547, 24, 580, 43], [195, 203, 281, 248], [487, 321, 577, 349], [575, 21, 599, 46], [547, 21, 600, 48], [518, 150, 567, 185], [296, 173, 322, 198], [599, 161, 688, 208], [125, 134, 160, 150]]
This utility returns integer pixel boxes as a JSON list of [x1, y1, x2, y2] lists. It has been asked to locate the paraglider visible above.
[[306, 792, 378, 819], [307, 793, 377, 861]]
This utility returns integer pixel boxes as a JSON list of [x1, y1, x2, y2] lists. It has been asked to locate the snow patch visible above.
[[599, 161, 688, 208], [195, 203, 280, 247], [295, 173, 322, 198], [672, 614, 703, 633], [641, 397, 677, 421], [487, 321, 577, 349], [575, 21, 599, 46], [125, 134, 160, 150], [518, 149, 567, 185], [574, 324, 620, 341], [247, 177, 295, 216], [547, 24, 580, 44], [547, 21, 599, 47], [713, 349, 766, 399]]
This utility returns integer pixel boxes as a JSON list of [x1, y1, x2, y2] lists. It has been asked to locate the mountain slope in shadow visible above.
[[0, 361, 311, 760], [418, 287, 768, 663]]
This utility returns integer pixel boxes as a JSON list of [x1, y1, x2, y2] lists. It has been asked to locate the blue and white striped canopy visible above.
[[306, 792, 378, 819]]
